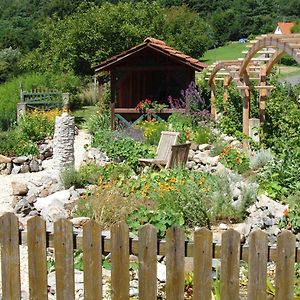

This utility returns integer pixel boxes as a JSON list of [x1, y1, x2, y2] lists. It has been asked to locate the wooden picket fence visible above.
[[0, 212, 299, 300]]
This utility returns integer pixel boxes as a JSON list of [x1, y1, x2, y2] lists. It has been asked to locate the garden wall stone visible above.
[[0, 156, 42, 175]]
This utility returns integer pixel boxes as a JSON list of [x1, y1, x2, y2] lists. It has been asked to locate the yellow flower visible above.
[[170, 176, 176, 183]]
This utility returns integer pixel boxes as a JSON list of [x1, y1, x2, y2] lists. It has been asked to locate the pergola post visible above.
[[242, 73, 251, 150], [223, 76, 230, 112], [210, 79, 217, 120], [259, 66, 267, 123]]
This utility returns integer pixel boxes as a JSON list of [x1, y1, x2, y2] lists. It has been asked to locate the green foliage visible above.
[[0, 109, 59, 156], [219, 146, 250, 174], [0, 129, 37, 156], [0, 72, 80, 131], [279, 193, 300, 234], [0, 47, 21, 83], [137, 120, 168, 145], [127, 205, 183, 238], [85, 110, 110, 135], [191, 125, 213, 145], [261, 79, 300, 153], [23, 2, 212, 76], [92, 129, 154, 170], [259, 150, 300, 201]]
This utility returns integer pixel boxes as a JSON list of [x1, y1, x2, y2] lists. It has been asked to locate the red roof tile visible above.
[[277, 22, 295, 35], [94, 37, 206, 72]]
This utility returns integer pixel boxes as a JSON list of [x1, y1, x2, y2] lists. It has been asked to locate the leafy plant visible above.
[[219, 146, 250, 174], [259, 149, 300, 200], [127, 205, 183, 238], [137, 120, 168, 145], [279, 193, 300, 233]]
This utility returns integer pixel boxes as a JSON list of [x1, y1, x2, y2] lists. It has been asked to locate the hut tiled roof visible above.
[[94, 37, 206, 72], [277, 22, 295, 35]]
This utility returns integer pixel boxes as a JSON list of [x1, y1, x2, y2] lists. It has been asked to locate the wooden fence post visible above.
[[111, 222, 129, 300], [248, 229, 268, 300], [54, 218, 75, 300], [0, 213, 21, 299], [166, 226, 185, 300], [220, 229, 240, 300], [83, 220, 102, 300], [193, 227, 212, 300], [27, 216, 48, 300], [138, 224, 157, 300], [275, 230, 296, 300]]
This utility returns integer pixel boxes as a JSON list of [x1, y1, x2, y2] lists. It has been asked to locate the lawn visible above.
[[200, 42, 247, 65], [276, 65, 300, 79], [71, 105, 97, 127]]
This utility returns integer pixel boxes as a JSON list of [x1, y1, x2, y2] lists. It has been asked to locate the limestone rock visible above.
[[20, 164, 30, 173], [11, 181, 29, 196], [34, 190, 71, 211], [198, 143, 210, 151], [0, 154, 11, 163], [40, 201, 69, 222], [12, 156, 29, 164], [11, 164, 21, 174], [157, 262, 166, 282], [29, 159, 40, 172], [0, 163, 6, 171]]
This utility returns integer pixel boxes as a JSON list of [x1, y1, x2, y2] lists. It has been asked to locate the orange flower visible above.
[[283, 207, 289, 217]]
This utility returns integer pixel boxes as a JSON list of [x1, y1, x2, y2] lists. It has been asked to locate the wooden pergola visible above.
[[94, 38, 206, 129], [207, 34, 300, 148]]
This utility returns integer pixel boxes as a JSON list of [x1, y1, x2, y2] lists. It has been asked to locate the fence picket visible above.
[[220, 229, 240, 300], [138, 224, 157, 300], [275, 230, 296, 300], [83, 220, 102, 300], [27, 216, 47, 300], [248, 229, 268, 300], [111, 222, 129, 300], [54, 218, 75, 300], [193, 227, 212, 300], [166, 226, 185, 300], [0, 213, 21, 299]]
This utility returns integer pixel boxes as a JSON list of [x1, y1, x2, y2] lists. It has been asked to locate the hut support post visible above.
[[111, 70, 116, 130]]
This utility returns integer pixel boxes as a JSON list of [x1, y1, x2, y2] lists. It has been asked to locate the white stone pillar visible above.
[[249, 118, 260, 143], [53, 113, 75, 174]]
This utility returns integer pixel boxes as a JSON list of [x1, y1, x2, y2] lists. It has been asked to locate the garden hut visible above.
[[94, 37, 206, 129]]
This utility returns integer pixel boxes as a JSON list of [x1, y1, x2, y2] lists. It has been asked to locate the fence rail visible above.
[[0, 212, 299, 299]]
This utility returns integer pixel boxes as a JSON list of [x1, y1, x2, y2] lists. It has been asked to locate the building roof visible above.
[[276, 22, 295, 35], [94, 37, 206, 72]]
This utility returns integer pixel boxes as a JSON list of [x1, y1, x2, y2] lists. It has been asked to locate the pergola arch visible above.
[[240, 34, 300, 76], [207, 33, 300, 149]]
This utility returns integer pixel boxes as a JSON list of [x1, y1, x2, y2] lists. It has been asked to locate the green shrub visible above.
[[86, 110, 110, 135], [127, 205, 183, 238], [137, 120, 168, 145], [0, 130, 37, 156], [279, 192, 300, 234], [219, 146, 250, 174], [259, 149, 300, 201], [0, 72, 81, 131], [210, 138, 228, 156], [191, 125, 213, 144]]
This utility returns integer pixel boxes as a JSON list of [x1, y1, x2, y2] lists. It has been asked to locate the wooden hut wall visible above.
[[112, 48, 195, 108]]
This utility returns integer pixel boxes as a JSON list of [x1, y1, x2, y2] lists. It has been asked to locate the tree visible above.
[[22, 2, 212, 75]]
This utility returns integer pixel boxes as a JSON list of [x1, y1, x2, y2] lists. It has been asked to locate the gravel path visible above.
[[0, 129, 91, 299]]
